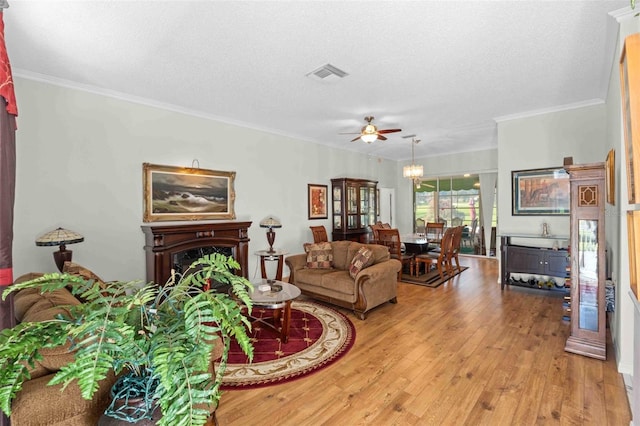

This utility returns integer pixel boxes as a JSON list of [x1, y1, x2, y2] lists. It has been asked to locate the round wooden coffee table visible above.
[[246, 280, 301, 343]]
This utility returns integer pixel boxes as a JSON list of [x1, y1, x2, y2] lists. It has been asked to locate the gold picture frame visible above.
[[143, 163, 236, 222], [606, 149, 615, 205]]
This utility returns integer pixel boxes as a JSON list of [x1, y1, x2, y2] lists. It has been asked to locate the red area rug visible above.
[[219, 300, 355, 389]]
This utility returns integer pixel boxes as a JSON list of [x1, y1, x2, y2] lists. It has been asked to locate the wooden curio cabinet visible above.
[[331, 178, 378, 242], [564, 163, 606, 360]]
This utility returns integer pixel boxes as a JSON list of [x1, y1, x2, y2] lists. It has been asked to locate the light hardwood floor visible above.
[[216, 256, 631, 425]]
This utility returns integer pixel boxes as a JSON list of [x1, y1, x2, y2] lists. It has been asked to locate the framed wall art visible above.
[[143, 163, 236, 222], [512, 167, 570, 216], [308, 184, 328, 220], [606, 149, 615, 205]]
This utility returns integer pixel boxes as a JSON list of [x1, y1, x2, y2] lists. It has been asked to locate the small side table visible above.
[[255, 249, 288, 282]]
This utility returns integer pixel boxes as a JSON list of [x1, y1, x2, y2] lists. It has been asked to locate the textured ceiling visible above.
[[3, 0, 630, 161]]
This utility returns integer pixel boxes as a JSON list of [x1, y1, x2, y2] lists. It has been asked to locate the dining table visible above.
[[402, 234, 434, 255]]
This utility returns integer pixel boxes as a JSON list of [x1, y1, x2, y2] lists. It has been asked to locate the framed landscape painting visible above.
[[143, 163, 236, 222], [308, 184, 328, 219], [512, 167, 570, 215]]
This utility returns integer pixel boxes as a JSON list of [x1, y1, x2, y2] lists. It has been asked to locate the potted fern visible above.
[[0, 253, 254, 425]]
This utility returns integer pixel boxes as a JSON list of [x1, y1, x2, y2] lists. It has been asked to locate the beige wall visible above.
[[497, 103, 607, 239], [13, 77, 399, 282], [395, 149, 499, 234]]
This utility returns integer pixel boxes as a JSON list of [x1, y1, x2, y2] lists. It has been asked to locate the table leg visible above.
[[280, 300, 292, 343]]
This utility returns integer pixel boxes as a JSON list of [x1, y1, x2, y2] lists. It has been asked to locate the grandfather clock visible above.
[[564, 162, 606, 360]]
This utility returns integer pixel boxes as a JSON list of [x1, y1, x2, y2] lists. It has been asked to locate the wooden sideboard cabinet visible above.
[[331, 178, 378, 242], [500, 234, 570, 291]]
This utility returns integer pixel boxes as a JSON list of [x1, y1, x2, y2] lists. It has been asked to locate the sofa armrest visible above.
[[285, 254, 307, 283], [354, 259, 401, 284]]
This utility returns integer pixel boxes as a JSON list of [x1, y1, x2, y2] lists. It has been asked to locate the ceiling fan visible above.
[[341, 116, 402, 143]]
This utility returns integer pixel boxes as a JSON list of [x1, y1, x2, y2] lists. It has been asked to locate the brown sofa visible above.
[[9, 268, 225, 425], [10, 273, 117, 425], [285, 240, 402, 319]]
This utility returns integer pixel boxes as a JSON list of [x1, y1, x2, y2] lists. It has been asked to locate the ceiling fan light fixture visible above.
[[361, 133, 378, 143]]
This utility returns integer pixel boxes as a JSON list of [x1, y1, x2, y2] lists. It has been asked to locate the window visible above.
[[414, 174, 497, 256]]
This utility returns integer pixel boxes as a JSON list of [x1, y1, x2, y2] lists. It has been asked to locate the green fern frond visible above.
[[1, 273, 84, 300], [0, 253, 255, 425], [0, 364, 30, 416]]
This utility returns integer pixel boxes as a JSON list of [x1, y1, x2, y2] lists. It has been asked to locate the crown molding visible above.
[[493, 99, 605, 123], [610, 6, 636, 22]]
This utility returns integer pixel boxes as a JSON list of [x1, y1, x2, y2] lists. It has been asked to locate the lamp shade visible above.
[[35, 227, 84, 247], [259, 216, 282, 229]]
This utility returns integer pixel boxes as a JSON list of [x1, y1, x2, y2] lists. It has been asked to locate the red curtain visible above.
[[0, 10, 17, 426]]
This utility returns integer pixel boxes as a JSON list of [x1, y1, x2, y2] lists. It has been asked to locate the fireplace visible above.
[[141, 221, 251, 286]]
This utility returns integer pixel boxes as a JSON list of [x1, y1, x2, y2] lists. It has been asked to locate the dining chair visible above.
[[415, 218, 426, 234], [449, 225, 464, 272], [425, 222, 445, 246], [462, 218, 478, 248], [377, 228, 414, 279], [369, 222, 382, 244], [413, 226, 455, 278], [451, 217, 463, 227], [310, 225, 329, 243]]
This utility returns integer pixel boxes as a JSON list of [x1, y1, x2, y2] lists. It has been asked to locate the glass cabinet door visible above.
[[360, 187, 369, 227], [332, 185, 342, 229], [347, 186, 357, 214], [347, 215, 358, 229], [577, 219, 599, 331], [368, 187, 376, 225]]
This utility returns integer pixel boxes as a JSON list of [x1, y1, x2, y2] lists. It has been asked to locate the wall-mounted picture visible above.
[[512, 167, 570, 215], [606, 149, 615, 205], [308, 184, 328, 220], [143, 163, 236, 222]]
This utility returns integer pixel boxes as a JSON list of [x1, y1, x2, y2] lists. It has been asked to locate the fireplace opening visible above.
[[172, 246, 234, 292]]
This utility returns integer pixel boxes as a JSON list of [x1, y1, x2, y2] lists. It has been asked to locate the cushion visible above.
[[14, 287, 80, 372], [349, 247, 373, 278], [62, 261, 107, 300], [305, 242, 333, 269], [329, 240, 352, 270], [62, 261, 106, 286], [14, 287, 80, 323]]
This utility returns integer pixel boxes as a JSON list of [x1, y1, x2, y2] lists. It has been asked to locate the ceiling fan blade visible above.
[[377, 134, 387, 141], [377, 128, 402, 134], [351, 136, 361, 142]]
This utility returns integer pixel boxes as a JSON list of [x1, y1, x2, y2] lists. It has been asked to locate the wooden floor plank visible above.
[[215, 256, 631, 425]]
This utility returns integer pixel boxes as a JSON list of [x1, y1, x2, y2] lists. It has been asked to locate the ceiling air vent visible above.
[[306, 63, 349, 82]]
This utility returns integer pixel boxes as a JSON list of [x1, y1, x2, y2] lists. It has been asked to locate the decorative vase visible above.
[[98, 373, 160, 425], [97, 398, 161, 425]]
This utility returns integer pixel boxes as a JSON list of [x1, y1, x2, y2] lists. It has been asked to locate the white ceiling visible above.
[[2, 1, 630, 161]]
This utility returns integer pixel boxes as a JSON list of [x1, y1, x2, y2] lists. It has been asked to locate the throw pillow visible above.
[[349, 246, 373, 278], [305, 242, 333, 269]]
